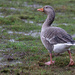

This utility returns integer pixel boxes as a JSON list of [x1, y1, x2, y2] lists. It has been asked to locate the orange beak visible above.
[[37, 8, 44, 12]]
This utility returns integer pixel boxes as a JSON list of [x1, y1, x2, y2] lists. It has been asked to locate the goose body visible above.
[[37, 5, 75, 66], [41, 27, 74, 53]]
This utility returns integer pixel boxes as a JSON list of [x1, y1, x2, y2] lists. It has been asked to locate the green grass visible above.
[[0, 0, 75, 75]]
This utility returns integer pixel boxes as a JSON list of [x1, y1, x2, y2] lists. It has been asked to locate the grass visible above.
[[0, 0, 75, 75]]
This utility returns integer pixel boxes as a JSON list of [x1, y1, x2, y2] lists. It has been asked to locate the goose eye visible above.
[[45, 7, 48, 8]]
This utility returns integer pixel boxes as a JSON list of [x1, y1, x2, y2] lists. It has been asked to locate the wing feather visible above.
[[42, 27, 74, 44]]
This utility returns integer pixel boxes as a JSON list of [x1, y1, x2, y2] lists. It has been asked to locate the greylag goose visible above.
[[37, 5, 75, 66]]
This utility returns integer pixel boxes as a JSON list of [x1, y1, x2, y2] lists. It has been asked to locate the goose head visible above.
[[37, 5, 55, 15]]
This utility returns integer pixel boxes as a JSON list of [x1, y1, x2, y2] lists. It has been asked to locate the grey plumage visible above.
[[40, 5, 74, 53], [41, 27, 74, 44], [37, 5, 75, 66]]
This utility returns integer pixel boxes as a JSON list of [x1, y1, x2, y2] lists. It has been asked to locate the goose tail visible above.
[[66, 42, 75, 46]]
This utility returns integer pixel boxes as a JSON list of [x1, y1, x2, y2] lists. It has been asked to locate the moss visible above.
[[55, 57, 70, 67], [19, 15, 35, 19]]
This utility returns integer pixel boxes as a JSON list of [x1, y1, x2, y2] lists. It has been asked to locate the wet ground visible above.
[[0, 0, 75, 75]]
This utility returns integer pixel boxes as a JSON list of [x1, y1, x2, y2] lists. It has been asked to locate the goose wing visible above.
[[42, 27, 74, 44]]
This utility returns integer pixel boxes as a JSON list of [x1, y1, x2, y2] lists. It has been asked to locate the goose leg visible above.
[[68, 50, 74, 66], [45, 53, 55, 65]]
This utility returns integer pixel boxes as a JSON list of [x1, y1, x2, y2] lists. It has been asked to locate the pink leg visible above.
[[45, 53, 55, 65], [68, 50, 74, 66]]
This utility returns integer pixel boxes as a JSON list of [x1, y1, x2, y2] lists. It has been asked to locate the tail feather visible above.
[[66, 42, 75, 46]]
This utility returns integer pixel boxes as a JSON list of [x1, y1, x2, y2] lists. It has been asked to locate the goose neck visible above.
[[42, 12, 55, 30]]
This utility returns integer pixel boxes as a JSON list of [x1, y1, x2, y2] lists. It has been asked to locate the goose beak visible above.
[[37, 8, 44, 12]]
